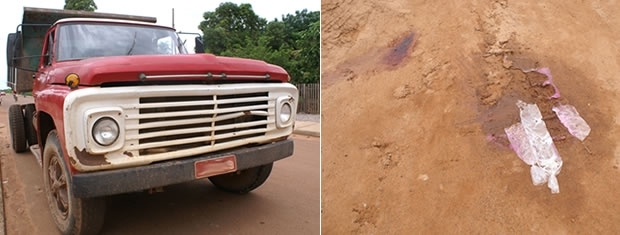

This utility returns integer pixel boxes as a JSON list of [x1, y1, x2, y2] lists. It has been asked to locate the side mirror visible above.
[[194, 36, 204, 54]]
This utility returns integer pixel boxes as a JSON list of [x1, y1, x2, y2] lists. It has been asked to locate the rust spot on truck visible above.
[[74, 147, 110, 166], [124, 151, 134, 157], [384, 32, 416, 66]]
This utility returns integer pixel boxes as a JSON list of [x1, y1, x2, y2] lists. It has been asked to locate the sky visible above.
[[1, 0, 320, 89]]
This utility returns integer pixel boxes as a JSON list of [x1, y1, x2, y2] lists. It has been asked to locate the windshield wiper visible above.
[[126, 32, 137, 55]]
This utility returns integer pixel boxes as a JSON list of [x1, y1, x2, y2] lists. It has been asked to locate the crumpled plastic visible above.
[[552, 104, 591, 141], [505, 100, 563, 194], [505, 123, 536, 165]]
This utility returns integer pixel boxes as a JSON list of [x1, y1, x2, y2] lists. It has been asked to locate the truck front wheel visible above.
[[8, 104, 27, 153], [208, 163, 273, 194], [43, 130, 105, 235]]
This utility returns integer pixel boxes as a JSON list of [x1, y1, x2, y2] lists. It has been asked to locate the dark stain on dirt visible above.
[[322, 31, 418, 88], [384, 32, 416, 66], [477, 59, 571, 139]]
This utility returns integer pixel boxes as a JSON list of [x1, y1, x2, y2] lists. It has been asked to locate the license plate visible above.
[[194, 155, 237, 179]]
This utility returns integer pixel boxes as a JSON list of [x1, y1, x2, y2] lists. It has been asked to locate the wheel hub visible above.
[[48, 156, 69, 219]]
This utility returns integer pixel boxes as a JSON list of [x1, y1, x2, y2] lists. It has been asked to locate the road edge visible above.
[[0, 154, 6, 235]]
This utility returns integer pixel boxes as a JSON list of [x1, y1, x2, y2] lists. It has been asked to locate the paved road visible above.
[[0, 96, 320, 234]]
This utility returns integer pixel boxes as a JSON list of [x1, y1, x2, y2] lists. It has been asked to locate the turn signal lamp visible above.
[[65, 73, 80, 89]]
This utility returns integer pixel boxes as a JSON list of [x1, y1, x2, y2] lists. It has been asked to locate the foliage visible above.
[[64, 0, 98, 11], [199, 3, 320, 84], [198, 2, 266, 55]]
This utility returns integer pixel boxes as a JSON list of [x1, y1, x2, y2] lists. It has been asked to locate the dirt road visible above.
[[0, 96, 319, 234], [322, 0, 620, 234]]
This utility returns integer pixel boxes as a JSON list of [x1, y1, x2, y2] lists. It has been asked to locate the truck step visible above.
[[29, 144, 41, 167]]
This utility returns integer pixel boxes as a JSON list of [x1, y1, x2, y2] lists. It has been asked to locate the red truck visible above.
[[6, 7, 298, 235]]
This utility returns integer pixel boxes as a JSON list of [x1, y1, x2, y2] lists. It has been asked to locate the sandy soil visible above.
[[321, 0, 620, 234]]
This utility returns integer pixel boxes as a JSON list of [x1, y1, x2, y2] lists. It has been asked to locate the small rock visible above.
[[417, 174, 429, 181], [372, 141, 383, 148], [393, 85, 412, 99], [502, 56, 513, 69], [381, 154, 392, 168]]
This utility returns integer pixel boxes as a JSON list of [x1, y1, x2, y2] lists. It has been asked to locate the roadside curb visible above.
[[293, 121, 320, 137], [293, 129, 320, 137]]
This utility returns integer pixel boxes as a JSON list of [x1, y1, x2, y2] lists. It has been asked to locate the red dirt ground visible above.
[[321, 0, 620, 234]]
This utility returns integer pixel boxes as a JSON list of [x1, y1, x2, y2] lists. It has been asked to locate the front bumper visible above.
[[71, 139, 293, 198]]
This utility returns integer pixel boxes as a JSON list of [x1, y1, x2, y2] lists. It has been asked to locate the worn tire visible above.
[[23, 103, 37, 146], [208, 163, 273, 194], [8, 104, 27, 153], [43, 130, 105, 235]]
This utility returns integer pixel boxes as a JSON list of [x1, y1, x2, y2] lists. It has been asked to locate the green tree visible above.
[[198, 2, 267, 55], [198, 3, 320, 84], [264, 20, 288, 50], [296, 20, 320, 83], [278, 10, 320, 83], [281, 9, 320, 46], [64, 0, 97, 11]]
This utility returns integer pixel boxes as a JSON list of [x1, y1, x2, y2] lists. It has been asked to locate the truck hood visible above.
[[49, 54, 289, 86]]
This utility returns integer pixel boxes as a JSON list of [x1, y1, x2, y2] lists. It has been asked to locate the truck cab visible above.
[[7, 7, 297, 235]]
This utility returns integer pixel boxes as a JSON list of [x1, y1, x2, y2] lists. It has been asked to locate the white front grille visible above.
[[124, 92, 273, 156]]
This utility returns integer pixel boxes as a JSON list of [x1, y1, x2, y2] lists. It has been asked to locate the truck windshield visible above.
[[56, 23, 187, 61]]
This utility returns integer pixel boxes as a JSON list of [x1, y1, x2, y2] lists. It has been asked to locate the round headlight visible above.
[[280, 102, 292, 123], [92, 117, 119, 146]]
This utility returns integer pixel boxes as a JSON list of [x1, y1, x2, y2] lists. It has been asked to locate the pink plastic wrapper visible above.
[[537, 67, 561, 99]]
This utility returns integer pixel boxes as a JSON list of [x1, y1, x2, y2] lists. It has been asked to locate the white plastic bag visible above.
[[552, 104, 591, 141], [504, 100, 563, 194]]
